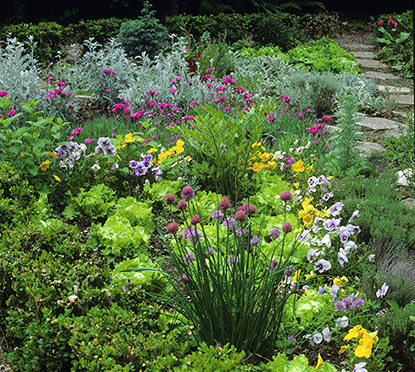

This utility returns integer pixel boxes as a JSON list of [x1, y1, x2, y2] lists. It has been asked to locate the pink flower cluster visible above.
[[0, 91, 7, 97], [68, 127, 83, 141], [100, 69, 117, 76], [377, 18, 398, 27]]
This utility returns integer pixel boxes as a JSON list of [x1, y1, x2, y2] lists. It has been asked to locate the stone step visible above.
[[363, 71, 399, 82], [384, 125, 408, 138], [392, 110, 414, 121], [357, 116, 400, 130], [377, 85, 411, 94], [342, 43, 375, 52], [357, 141, 386, 155], [397, 168, 413, 187], [356, 58, 388, 70], [392, 95, 414, 108], [403, 198, 415, 208], [353, 51, 376, 59]]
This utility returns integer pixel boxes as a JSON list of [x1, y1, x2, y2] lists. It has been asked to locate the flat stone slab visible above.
[[353, 51, 376, 59], [343, 43, 375, 51], [357, 142, 386, 155], [364, 71, 399, 82], [356, 58, 388, 70], [357, 117, 400, 130], [384, 125, 408, 138], [397, 168, 413, 187], [403, 198, 415, 208], [393, 95, 414, 107], [377, 85, 411, 94]]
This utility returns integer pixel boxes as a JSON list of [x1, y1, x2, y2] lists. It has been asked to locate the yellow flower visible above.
[[176, 139, 184, 148], [333, 275, 349, 287], [267, 161, 277, 169], [39, 159, 50, 171], [305, 271, 315, 280], [47, 152, 58, 159], [252, 162, 264, 172], [340, 288, 347, 295], [355, 332, 377, 358], [148, 147, 158, 153], [175, 145, 184, 154], [116, 154, 121, 161], [293, 183, 299, 189], [20, 153, 24, 157], [125, 133, 135, 143], [53, 175, 61, 182], [185, 156, 192, 164], [343, 325, 364, 341], [339, 345, 349, 353], [292, 159, 305, 172], [291, 269, 301, 283], [302, 197, 313, 209], [306, 165, 315, 173], [315, 354, 323, 369]]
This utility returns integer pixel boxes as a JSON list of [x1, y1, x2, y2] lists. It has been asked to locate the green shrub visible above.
[[374, 303, 415, 369], [331, 172, 415, 250], [254, 16, 296, 51], [238, 46, 288, 60], [197, 41, 237, 77], [117, 1, 169, 58]]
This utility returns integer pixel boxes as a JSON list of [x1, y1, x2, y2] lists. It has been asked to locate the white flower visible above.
[[322, 327, 331, 342], [338, 248, 349, 267], [376, 283, 389, 299], [335, 316, 349, 328], [314, 259, 332, 273], [310, 332, 323, 345], [91, 163, 100, 171], [353, 362, 367, 372]]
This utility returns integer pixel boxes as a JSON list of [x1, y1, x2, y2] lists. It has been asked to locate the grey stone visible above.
[[403, 198, 415, 208], [384, 125, 408, 138], [377, 85, 411, 94], [393, 95, 414, 107], [74, 95, 92, 103], [343, 43, 375, 51], [364, 71, 399, 82], [353, 51, 376, 59], [357, 117, 400, 130], [356, 58, 388, 70], [357, 142, 386, 155], [397, 168, 413, 187]]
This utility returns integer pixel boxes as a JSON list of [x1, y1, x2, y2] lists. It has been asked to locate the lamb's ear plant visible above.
[[125, 186, 303, 359], [325, 95, 366, 176]]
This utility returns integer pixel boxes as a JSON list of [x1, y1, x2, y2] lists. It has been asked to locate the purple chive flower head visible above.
[[177, 199, 187, 210], [223, 217, 236, 231], [181, 186, 195, 201], [164, 193, 176, 204], [267, 260, 279, 271], [190, 215, 201, 225], [211, 209, 224, 220], [238, 203, 258, 215], [234, 210, 247, 222], [280, 190, 293, 202], [352, 298, 365, 309], [182, 252, 195, 264], [218, 197, 231, 210], [228, 256, 239, 264], [268, 228, 281, 239], [177, 274, 190, 283], [282, 222, 292, 233], [183, 226, 202, 244], [166, 222, 179, 234], [250, 235, 260, 246]]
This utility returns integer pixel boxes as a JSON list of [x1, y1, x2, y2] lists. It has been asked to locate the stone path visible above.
[[338, 35, 414, 207]]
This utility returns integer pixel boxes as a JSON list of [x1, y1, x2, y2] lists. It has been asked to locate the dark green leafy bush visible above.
[[374, 303, 415, 369], [117, 1, 169, 58], [254, 16, 296, 51]]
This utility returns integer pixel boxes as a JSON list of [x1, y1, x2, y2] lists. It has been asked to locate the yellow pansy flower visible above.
[[47, 152, 58, 159], [125, 133, 135, 142], [333, 276, 349, 286], [176, 139, 184, 148], [53, 175, 61, 182], [292, 159, 305, 172], [304, 271, 315, 280], [252, 162, 264, 172], [315, 354, 323, 369], [339, 345, 349, 353], [291, 269, 301, 283], [293, 183, 299, 189], [148, 147, 158, 153], [39, 159, 50, 171]]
